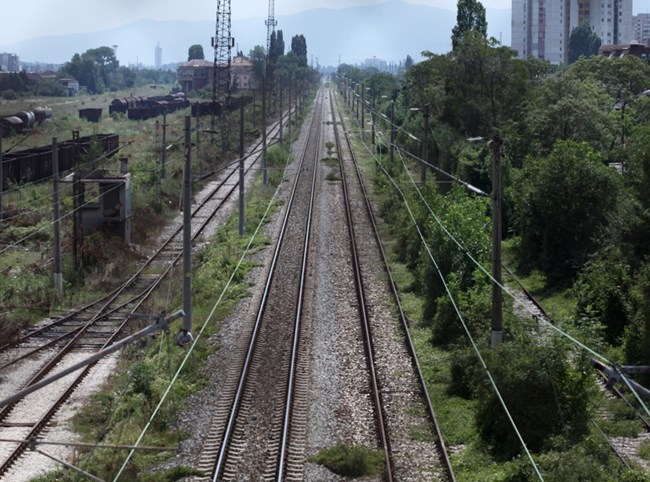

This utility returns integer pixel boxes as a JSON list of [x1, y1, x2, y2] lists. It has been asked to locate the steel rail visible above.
[[212, 89, 322, 482], [330, 90, 394, 482], [332, 88, 457, 481]]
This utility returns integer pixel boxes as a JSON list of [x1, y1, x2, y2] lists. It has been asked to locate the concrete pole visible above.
[[196, 112, 201, 173], [239, 97, 245, 236], [279, 85, 284, 148], [371, 93, 376, 146], [389, 100, 395, 165], [491, 135, 503, 348], [0, 129, 3, 223], [288, 83, 292, 141], [420, 105, 430, 184], [262, 74, 268, 186], [179, 115, 193, 346], [361, 83, 365, 136], [161, 109, 167, 179], [52, 138, 63, 299]]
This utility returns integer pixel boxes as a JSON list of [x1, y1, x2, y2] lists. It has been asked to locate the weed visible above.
[[310, 443, 384, 477]]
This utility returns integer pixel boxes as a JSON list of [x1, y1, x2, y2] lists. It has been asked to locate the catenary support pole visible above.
[[361, 83, 365, 137], [0, 129, 3, 223], [52, 138, 63, 299], [491, 135, 503, 347], [161, 109, 167, 179], [178, 115, 193, 346], [239, 96, 245, 236], [279, 85, 284, 148], [196, 111, 201, 173], [420, 104, 430, 184], [390, 100, 395, 165], [262, 74, 268, 186]]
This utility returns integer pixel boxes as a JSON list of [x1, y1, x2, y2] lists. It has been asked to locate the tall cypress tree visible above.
[[451, 0, 487, 50]]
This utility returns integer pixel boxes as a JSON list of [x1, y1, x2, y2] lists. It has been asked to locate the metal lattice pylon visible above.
[[265, 0, 277, 56], [211, 0, 232, 150]]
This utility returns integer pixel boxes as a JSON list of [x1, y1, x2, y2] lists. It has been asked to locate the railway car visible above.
[[1, 133, 119, 191]]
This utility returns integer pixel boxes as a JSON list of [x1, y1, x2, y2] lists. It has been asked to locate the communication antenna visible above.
[[265, 0, 278, 57], [211, 0, 233, 150]]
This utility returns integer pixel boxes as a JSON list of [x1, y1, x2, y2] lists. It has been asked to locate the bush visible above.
[[475, 336, 595, 459], [310, 443, 384, 477], [2, 89, 17, 100]]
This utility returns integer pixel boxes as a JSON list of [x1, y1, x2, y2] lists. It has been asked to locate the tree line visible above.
[[340, 0, 650, 478]]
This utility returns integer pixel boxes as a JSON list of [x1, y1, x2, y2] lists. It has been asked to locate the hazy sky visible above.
[[3, 0, 650, 46], [2, 0, 507, 45]]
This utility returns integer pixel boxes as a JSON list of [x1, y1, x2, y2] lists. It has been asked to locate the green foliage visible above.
[[1, 88, 17, 99], [475, 336, 595, 458], [451, 0, 488, 50], [187, 44, 205, 61], [514, 141, 623, 282], [139, 466, 205, 482], [624, 264, 650, 377], [310, 443, 384, 477], [60, 46, 119, 94], [574, 250, 633, 344], [290, 34, 308, 66], [568, 23, 602, 64]]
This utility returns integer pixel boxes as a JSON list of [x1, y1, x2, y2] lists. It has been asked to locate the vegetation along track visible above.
[[330, 87, 456, 481], [0, 109, 291, 479], [197, 87, 325, 482]]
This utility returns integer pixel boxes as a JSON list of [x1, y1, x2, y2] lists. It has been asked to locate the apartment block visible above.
[[512, 0, 633, 64], [633, 13, 650, 46]]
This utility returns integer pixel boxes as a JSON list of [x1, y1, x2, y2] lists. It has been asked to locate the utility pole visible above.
[[288, 81, 292, 141], [0, 129, 3, 223], [178, 115, 193, 346], [420, 104, 430, 184], [491, 135, 503, 347], [389, 99, 395, 164], [239, 97, 245, 236], [161, 109, 167, 179], [361, 83, 365, 136], [262, 74, 268, 186], [279, 85, 284, 148], [371, 92, 376, 146], [52, 138, 63, 299], [195, 110, 201, 172]]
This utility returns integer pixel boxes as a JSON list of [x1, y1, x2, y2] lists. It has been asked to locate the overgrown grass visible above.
[[310, 443, 385, 477]]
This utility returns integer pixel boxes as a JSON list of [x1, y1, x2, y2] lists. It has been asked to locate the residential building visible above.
[[363, 56, 388, 71], [599, 41, 650, 61], [512, 0, 633, 64], [177, 59, 213, 92], [178, 57, 259, 93], [231, 56, 259, 91], [633, 13, 650, 46], [0, 52, 19, 72]]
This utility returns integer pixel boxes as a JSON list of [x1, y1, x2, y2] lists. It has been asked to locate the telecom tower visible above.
[[211, 0, 233, 150], [265, 0, 277, 56]]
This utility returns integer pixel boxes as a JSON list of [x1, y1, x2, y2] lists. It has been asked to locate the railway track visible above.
[[0, 107, 292, 480], [330, 88, 455, 481], [196, 87, 325, 482]]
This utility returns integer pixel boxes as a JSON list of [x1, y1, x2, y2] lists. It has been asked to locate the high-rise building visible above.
[[0, 53, 19, 72], [155, 42, 162, 69], [512, 0, 633, 64], [633, 13, 650, 46]]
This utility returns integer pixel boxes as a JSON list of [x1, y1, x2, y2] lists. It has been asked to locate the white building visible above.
[[0, 52, 19, 72], [512, 0, 633, 64], [633, 13, 650, 46], [155, 42, 162, 69]]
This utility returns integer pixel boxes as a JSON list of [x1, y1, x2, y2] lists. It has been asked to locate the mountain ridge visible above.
[[0, 1, 512, 68]]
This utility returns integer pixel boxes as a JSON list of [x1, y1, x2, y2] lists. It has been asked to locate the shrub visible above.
[[310, 443, 384, 477], [475, 335, 595, 459], [2, 89, 17, 100]]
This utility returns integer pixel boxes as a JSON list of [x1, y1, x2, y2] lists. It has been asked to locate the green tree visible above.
[[248, 45, 266, 83], [188, 44, 205, 61], [514, 141, 623, 281], [451, 0, 487, 50], [475, 336, 594, 458], [568, 23, 602, 63], [404, 54, 414, 70], [290, 34, 308, 66]]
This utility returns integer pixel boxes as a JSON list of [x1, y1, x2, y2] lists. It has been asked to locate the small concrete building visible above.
[[177, 59, 213, 92], [231, 56, 259, 91]]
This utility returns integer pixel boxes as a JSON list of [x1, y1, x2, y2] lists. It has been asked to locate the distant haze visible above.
[[0, 0, 511, 68]]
